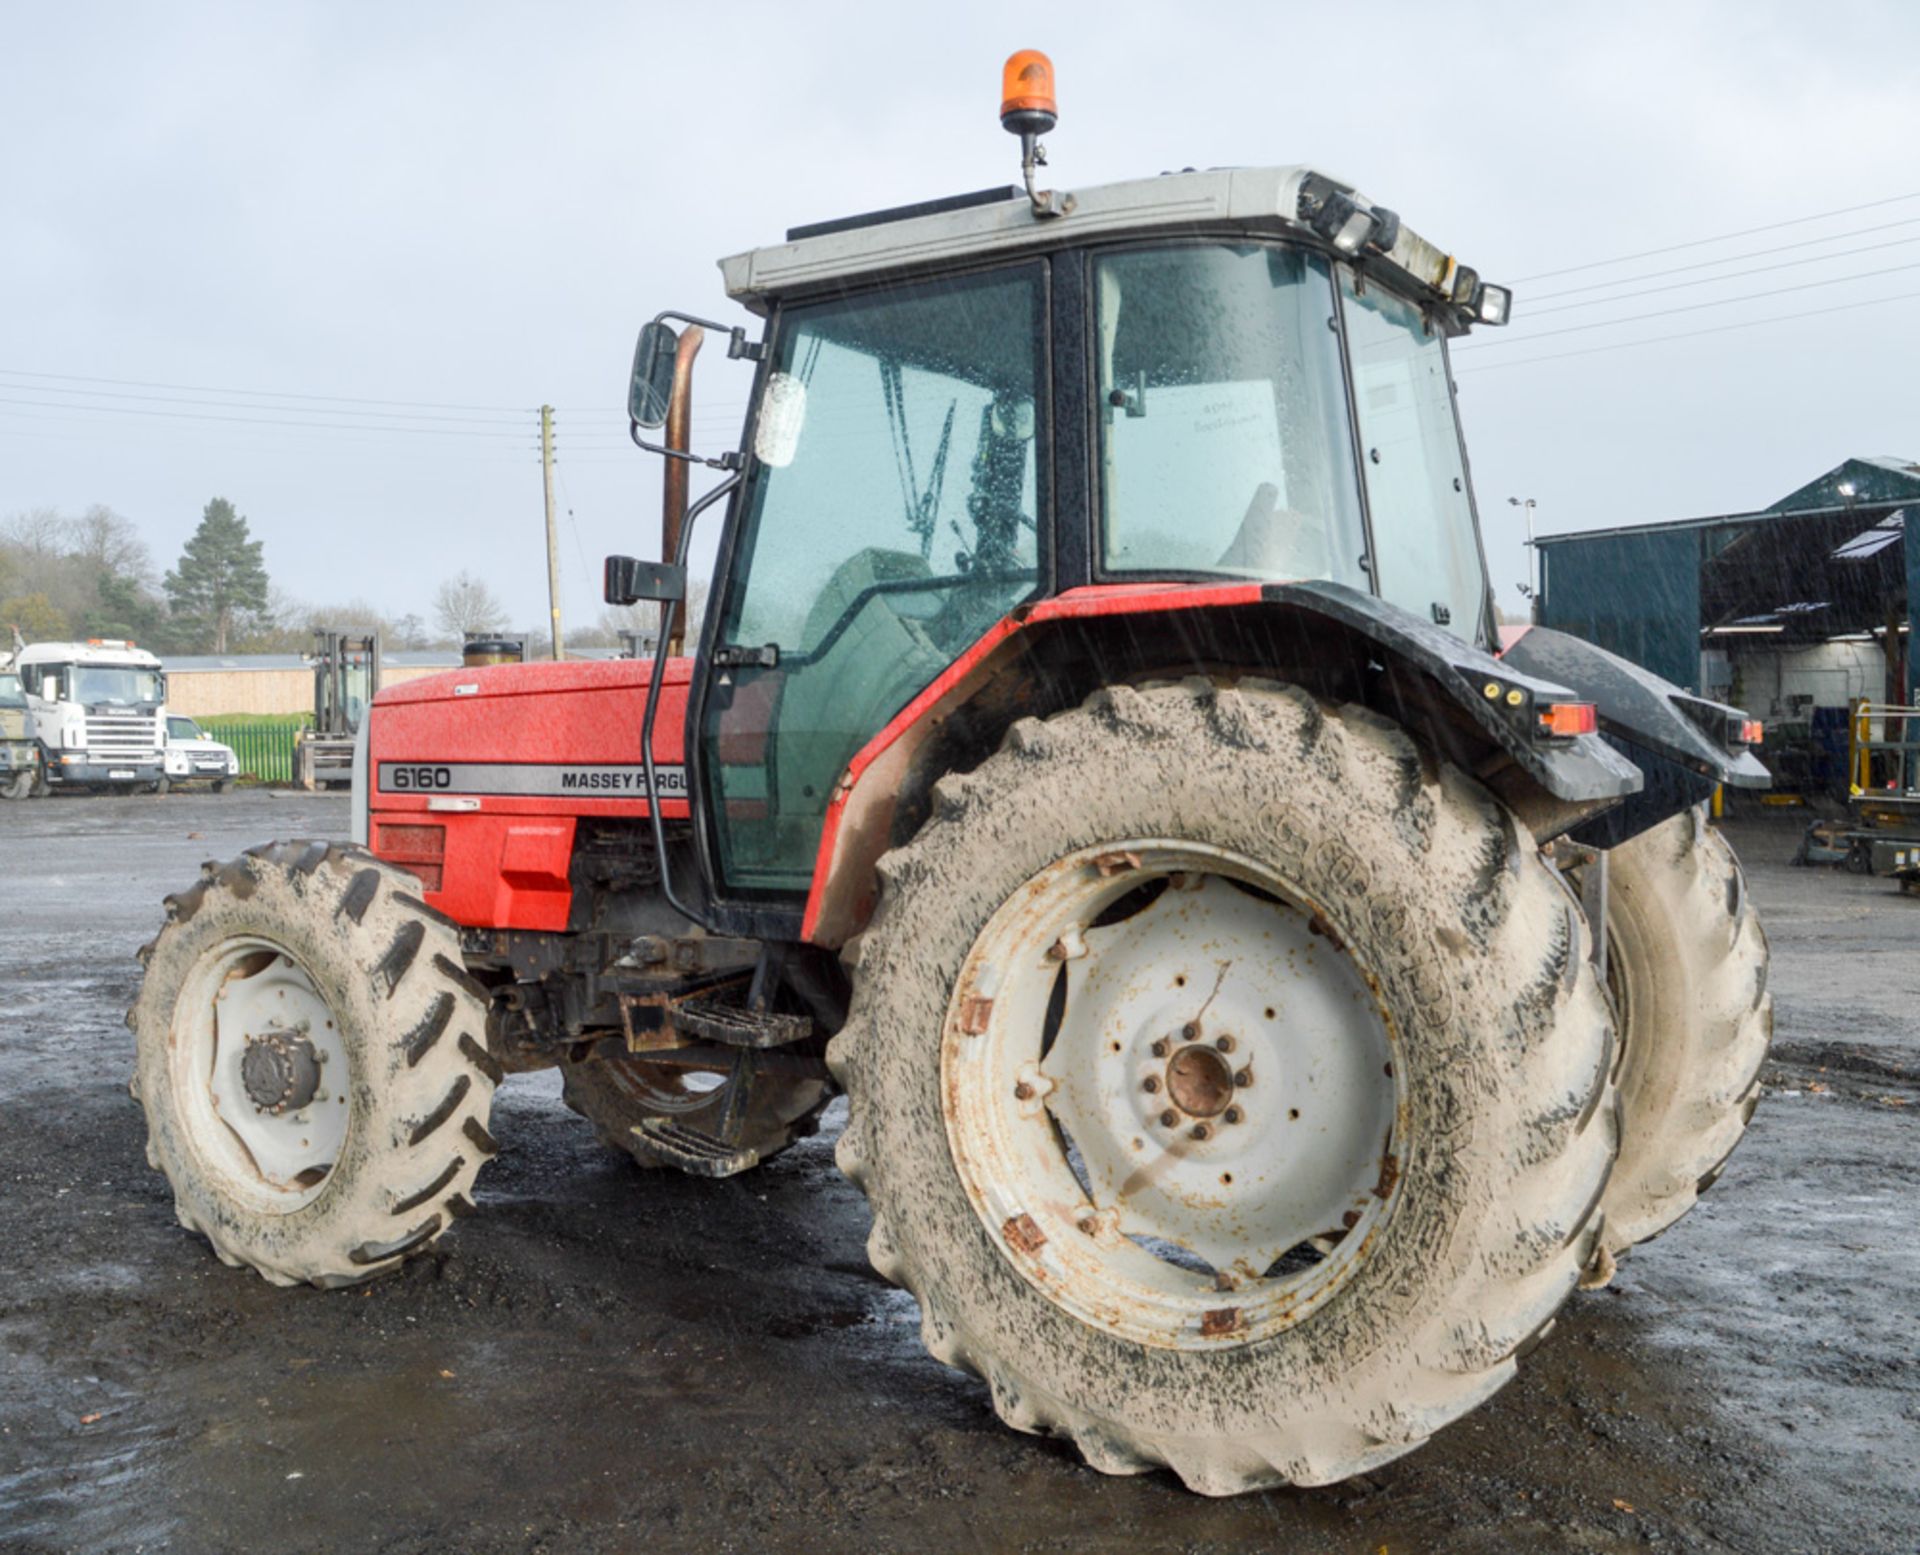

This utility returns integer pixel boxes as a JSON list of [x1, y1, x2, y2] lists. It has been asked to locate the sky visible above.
[[5, 0, 1919, 636]]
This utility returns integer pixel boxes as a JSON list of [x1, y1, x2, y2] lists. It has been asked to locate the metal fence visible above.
[[197, 716, 311, 784]]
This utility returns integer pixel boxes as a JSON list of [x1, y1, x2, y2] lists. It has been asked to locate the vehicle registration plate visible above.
[[109, 769, 135, 779]]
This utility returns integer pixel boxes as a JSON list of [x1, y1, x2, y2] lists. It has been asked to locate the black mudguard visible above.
[[1267, 582, 1642, 805], [1498, 624, 1770, 849]]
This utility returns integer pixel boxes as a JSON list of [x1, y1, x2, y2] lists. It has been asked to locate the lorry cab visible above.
[[12, 639, 168, 791], [0, 668, 42, 799]]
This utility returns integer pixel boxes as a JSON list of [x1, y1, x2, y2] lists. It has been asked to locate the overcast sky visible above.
[[5, 1, 1918, 635]]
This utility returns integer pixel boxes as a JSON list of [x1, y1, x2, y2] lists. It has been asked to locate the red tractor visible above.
[[131, 57, 1771, 1493]]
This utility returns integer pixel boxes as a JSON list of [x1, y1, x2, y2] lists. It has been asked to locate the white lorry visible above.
[[8, 639, 169, 793]]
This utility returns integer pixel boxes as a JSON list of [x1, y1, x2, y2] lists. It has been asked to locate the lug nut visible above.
[[1224, 1106, 1243, 1125], [1234, 1068, 1253, 1088], [1150, 1037, 1170, 1058], [1141, 1075, 1161, 1094], [1214, 1035, 1236, 1054], [1013, 1081, 1034, 1101], [1189, 1123, 1212, 1142], [1159, 1109, 1179, 1128], [1182, 1022, 1201, 1041]]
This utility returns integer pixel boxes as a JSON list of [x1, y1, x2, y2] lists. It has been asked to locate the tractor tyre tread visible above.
[[1593, 808, 1771, 1254], [829, 678, 1618, 1493], [129, 841, 498, 1287]]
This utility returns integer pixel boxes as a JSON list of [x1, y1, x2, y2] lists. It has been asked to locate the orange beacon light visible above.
[[1000, 50, 1057, 137]]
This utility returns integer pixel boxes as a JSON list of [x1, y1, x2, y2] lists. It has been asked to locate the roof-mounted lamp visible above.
[[1002, 50, 1072, 219]]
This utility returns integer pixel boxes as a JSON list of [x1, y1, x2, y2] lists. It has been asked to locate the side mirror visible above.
[[604, 555, 687, 606], [629, 322, 680, 429]]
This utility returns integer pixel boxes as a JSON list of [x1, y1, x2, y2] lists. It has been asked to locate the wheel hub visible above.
[[171, 938, 351, 1211], [1163, 1039, 1236, 1120], [943, 842, 1405, 1350], [240, 1028, 322, 1115]]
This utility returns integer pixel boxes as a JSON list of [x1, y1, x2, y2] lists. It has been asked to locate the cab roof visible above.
[[719, 165, 1490, 328]]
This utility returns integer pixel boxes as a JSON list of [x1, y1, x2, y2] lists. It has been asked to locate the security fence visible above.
[[196, 714, 313, 784]]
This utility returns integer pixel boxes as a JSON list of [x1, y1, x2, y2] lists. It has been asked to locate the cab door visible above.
[[693, 261, 1052, 908]]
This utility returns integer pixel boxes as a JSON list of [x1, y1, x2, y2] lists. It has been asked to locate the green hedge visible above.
[[196, 714, 314, 784]]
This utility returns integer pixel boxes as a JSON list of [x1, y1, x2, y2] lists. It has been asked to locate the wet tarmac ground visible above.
[[1, 791, 1915, 1554]]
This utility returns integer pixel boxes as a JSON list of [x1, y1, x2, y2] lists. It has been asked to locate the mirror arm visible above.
[[651, 309, 763, 363], [626, 425, 744, 471]]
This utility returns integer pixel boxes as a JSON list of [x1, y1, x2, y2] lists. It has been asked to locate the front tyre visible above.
[[831, 680, 1618, 1493], [1591, 809, 1771, 1255], [130, 842, 500, 1287]]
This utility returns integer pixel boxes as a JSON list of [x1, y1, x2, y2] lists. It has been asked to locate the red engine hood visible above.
[[366, 657, 695, 932], [368, 656, 694, 815]]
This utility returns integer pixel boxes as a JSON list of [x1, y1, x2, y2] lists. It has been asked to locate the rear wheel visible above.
[[1588, 809, 1770, 1255], [831, 679, 1618, 1492], [130, 842, 500, 1286], [562, 1049, 830, 1173]]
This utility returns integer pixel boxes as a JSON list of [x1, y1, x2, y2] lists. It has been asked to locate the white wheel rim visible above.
[[171, 937, 352, 1214], [942, 842, 1405, 1351]]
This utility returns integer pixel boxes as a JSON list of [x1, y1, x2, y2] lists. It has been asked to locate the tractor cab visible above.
[[618, 134, 1516, 913]]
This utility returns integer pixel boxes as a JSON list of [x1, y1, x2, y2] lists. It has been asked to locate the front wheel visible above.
[[130, 842, 500, 1286], [831, 680, 1618, 1492], [1, 770, 32, 801]]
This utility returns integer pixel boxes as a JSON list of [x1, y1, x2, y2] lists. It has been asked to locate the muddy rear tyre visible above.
[[561, 1051, 830, 1172], [130, 842, 500, 1287], [830, 679, 1618, 1493], [1591, 809, 1771, 1254]]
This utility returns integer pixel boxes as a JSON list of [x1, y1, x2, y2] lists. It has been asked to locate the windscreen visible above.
[[1095, 244, 1367, 587], [0, 674, 25, 709], [71, 665, 164, 705]]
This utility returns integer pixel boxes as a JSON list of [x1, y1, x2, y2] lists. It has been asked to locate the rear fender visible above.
[[802, 581, 1642, 946], [1499, 625, 1770, 848]]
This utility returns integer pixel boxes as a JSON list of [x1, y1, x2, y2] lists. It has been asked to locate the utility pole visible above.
[[1508, 496, 1538, 622], [540, 405, 564, 661]]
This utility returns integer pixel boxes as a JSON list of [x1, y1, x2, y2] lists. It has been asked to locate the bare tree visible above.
[[70, 505, 153, 586], [588, 579, 707, 654], [433, 571, 509, 640]]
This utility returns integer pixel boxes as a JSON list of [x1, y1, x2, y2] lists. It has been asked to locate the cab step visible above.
[[673, 995, 812, 1049], [630, 1118, 762, 1178]]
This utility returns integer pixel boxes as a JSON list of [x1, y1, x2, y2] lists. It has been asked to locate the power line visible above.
[[0, 393, 536, 437], [1511, 190, 1920, 283], [1528, 215, 1920, 301], [3, 380, 533, 427], [1524, 233, 1920, 317], [0, 365, 531, 415], [1456, 258, 1920, 350], [1454, 288, 1920, 376]]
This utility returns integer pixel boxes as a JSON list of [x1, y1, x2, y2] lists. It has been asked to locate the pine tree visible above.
[[164, 498, 269, 652]]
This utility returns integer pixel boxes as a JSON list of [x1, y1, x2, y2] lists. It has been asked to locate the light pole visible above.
[[1508, 497, 1538, 621]]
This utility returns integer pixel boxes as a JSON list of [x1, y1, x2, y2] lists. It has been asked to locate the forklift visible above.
[[293, 630, 378, 790]]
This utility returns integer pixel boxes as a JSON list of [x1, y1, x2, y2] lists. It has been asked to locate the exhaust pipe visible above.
[[662, 325, 706, 657]]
